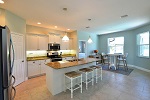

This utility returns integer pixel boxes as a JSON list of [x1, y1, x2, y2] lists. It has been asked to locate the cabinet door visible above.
[[55, 35, 61, 43], [61, 40, 69, 50], [49, 34, 55, 43], [69, 38, 73, 50], [26, 34, 38, 50], [28, 61, 40, 77], [40, 59, 51, 74], [38, 35, 48, 50]]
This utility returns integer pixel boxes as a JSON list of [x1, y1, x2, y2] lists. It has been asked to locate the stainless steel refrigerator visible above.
[[0, 26, 16, 100]]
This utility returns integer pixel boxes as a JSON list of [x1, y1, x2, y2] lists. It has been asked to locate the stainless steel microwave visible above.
[[48, 43, 60, 51]]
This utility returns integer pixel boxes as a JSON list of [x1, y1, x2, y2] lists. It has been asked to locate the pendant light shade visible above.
[[0, 0, 4, 3], [62, 33, 69, 42], [88, 36, 93, 43]]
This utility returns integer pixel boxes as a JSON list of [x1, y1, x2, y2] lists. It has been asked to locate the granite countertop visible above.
[[27, 56, 50, 61], [46, 58, 100, 69]]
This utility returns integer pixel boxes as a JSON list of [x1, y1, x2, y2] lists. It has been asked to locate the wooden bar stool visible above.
[[79, 68, 94, 90], [64, 71, 82, 98], [90, 65, 102, 83]]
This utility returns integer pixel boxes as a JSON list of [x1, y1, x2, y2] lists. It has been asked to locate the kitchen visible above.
[[1, 0, 150, 100]]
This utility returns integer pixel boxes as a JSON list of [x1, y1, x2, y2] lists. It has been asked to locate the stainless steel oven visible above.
[[47, 51, 62, 62]]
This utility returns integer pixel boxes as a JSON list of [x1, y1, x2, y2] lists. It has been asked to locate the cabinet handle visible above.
[[22, 60, 24, 62], [33, 62, 35, 63]]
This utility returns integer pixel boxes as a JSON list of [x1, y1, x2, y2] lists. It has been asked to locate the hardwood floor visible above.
[[14, 67, 150, 100]]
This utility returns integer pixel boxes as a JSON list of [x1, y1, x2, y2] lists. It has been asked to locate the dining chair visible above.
[[101, 52, 109, 65], [117, 53, 128, 70]]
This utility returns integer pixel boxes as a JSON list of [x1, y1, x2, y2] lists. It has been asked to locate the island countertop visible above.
[[46, 58, 100, 69]]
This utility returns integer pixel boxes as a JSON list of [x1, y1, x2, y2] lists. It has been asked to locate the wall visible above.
[[26, 25, 64, 36], [77, 31, 98, 56], [98, 24, 150, 70], [132, 24, 150, 69], [5, 10, 26, 34]]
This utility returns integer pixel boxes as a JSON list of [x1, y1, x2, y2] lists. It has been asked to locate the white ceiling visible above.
[[1, 0, 150, 34]]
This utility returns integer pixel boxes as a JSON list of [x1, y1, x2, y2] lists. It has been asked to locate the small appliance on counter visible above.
[[48, 43, 60, 51], [47, 51, 62, 62]]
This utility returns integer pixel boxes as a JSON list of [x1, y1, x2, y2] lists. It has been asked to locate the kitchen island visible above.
[[45, 58, 100, 95]]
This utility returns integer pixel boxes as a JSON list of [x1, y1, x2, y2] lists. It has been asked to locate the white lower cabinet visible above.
[[28, 59, 50, 78], [40, 59, 51, 74]]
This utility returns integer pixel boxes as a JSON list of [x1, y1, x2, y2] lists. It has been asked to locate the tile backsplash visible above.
[[27, 50, 76, 57], [27, 51, 47, 57]]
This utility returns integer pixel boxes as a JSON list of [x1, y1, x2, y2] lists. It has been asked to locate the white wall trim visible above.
[[128, 64, 150, 72]]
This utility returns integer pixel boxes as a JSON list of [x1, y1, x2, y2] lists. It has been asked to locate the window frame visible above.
[[107, 36, 124, 54], [137, 31, 149, 58]]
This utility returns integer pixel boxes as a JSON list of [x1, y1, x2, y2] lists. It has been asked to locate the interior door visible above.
[[11, 33, 25, 86]]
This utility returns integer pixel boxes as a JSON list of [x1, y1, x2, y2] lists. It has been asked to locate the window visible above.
[[137, 32, 149, 57], [108, 37, 124, 54]]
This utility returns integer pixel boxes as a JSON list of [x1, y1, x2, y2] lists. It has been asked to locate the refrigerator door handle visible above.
[[11, 86, 16, 100], [10, 36, 15, 75], [11, 75, 15, 86]]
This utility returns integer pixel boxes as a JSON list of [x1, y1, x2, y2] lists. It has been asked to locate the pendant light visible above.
[[62, 31, 69, 42], [86, 23, 93, 44], [88, 36, 93, 43], [0, 0, 4, 4], [62, 7, 69, 42]]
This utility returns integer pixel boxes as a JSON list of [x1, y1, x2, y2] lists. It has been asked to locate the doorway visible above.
[[78, 40, 87, 58]]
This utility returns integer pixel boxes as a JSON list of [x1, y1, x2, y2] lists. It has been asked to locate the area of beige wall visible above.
[[0, 8, 5, 26], [5, 10, 26, 34], [26, 25, 65, 36]]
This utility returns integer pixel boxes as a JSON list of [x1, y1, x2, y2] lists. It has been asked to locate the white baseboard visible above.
[[128, 64, 150, 72]]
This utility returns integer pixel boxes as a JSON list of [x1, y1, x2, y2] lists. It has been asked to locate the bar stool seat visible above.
[[64, 71, 82, 98], [90, 65, 102, 83], [79, 68, 94, 90]]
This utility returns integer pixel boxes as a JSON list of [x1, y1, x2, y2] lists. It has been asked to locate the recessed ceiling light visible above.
[[0, 0, 4, 4], [120, 15, 128, 18], [55, 26, 57, 28], [37, 22, 41, 24], [67, 29, 70, 30]]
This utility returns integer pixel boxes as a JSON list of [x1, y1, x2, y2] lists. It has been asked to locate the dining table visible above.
[[107, 53, 124, 70]]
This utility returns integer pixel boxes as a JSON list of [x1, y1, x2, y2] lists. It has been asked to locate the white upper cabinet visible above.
[[38, 35, 49, 50], [49, 34, 60, 43], [26, 33, 48, 51], [61, 38, 73, 50], [26, 34, 38, 50], [69, 38, 73, 50]]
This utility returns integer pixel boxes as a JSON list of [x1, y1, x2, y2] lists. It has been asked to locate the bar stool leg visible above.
[[101, 67, 102, 80], [86, 73, 88, 90], [71, 78, 73, 98], [92, 71, 94, 85], [96, 69, 98, 83], [80, 75, 82, 93], [64, 75, 66, 92]]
